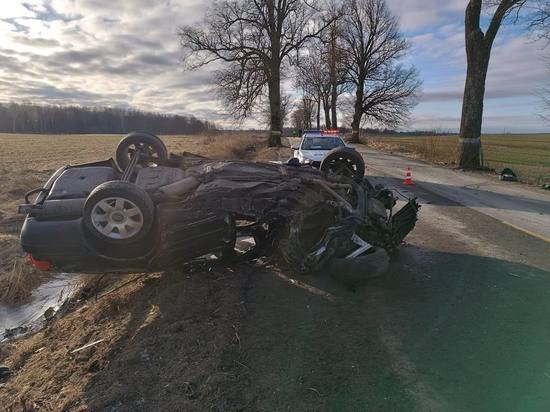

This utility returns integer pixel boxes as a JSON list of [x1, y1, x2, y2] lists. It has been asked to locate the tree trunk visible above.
[[316, 98, 321, 129], [350, 77, 365, 143], [330, 86, 338, 129], [458, 59, 488, 168], [323, 99, 331, 129], [459, 0, 490, 168], [268, 65, 282, 147], [329, 36, 338, 129]]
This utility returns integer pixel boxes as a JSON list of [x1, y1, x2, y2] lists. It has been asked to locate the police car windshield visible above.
[[302, 136, 344, 150]]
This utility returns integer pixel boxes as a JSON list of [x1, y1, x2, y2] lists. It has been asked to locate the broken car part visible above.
[[19, 132, 420, 274]]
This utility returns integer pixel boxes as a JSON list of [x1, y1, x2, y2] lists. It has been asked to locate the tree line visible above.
[[178, 0, 421, 147], [0, 103, 216, 135], [180, 0, 550, 168]]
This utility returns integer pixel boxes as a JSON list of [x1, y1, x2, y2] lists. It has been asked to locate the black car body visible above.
[[19, 132, 420, 274]]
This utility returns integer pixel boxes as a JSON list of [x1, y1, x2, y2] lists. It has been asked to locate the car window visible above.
[[301, 136, 344, 150]]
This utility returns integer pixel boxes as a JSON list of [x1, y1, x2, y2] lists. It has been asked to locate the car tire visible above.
[[320, 147, 365, 182], [278, 205, 338, 274], [83, 181, 155, 245], [115, 132, 168, 172]]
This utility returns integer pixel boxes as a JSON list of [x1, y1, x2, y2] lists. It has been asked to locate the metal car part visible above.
[[90, 197, 144, 240], [18, 133, 420, 275]]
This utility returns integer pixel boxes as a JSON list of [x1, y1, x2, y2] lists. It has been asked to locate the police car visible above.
[[292, 129, 348, 167]]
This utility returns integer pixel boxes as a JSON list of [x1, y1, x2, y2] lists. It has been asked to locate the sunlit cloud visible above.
[[0, 0, 547, 131]]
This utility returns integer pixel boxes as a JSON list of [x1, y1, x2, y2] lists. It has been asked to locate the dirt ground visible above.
[[0, 262, 256, 411], [1, 134, 550, 411], [0, 132, 287, 305]]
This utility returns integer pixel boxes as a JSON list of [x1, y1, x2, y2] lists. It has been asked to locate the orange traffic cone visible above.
[[404, 167, 414, 185]]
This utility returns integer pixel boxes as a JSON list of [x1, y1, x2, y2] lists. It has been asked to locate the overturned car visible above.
[[19, 132, 419, 274]]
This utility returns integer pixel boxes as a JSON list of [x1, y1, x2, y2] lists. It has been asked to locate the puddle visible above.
[[0, 273, 81, 341]]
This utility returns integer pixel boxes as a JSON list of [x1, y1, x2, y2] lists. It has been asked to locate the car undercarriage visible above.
[[19, 132, 420, 274]]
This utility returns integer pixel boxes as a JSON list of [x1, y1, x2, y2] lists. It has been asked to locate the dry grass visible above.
[[0, 275, 146, 410], [364, 134, 550, 185], [202, 133, 264, 160], [367, 135, 458, 165], [0, 264, 251, 411], [418, 136, 459, 164], [0, 258, 40, 305], [202, 133, 292, 161], [0, 168, 50, 305], [0, 238, 44, 307], [0, 132, 274, 170]]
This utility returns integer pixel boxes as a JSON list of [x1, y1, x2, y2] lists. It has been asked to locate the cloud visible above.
[[12, 34, 59, 47], [0, 0, 226, 123], [403, 13, 549, 132], [386, 0, 466, 31], [0, 0, 547, 131]]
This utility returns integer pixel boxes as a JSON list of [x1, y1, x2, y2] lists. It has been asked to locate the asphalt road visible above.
[[238, 148, 550, 411]]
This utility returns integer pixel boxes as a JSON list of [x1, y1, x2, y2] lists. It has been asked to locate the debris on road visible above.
[[3, 326, 28, 339], [500, 167, 519, 182], [0, 366, 11, 381], [70, 338, 105, 354], [43, 306, 56, 320]]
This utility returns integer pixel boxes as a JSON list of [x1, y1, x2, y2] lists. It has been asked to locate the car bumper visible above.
[[299, 159, 321, 168]]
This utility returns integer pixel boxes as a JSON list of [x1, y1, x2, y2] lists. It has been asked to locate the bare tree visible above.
[[291, 107, 306, 130], [528, 0, 550, 39], [295, 48, 332, 128], [322, 83, 333, 129], [325, 19, 350, 129], [328, 25, 340, 128], [301, 97, 316, 129], [179, 0, 335, 146], [259, 93, 291, 130], [294, 19, 350, 131], [458, 0, 530, 168], [527, 2, 550, 121], [291, 97, 315, 130], [295, 65, 322, 129], [341, 0, 420, 143]]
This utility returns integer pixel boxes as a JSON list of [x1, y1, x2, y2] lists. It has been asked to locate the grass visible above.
[[0, 132, 290, 305], [0, 257, 42, 305], [201, 133, 291, 161], [0, 167, 51, 305], [364, 134, 550, 186]]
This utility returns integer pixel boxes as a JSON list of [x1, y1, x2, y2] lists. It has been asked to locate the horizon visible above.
[[0, 0, 549, 133]]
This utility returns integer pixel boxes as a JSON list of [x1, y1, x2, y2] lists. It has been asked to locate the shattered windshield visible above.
[[301, 136, 344, 150]]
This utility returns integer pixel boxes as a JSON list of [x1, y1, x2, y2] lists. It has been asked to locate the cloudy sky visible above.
[[0, 0, 548, 132]]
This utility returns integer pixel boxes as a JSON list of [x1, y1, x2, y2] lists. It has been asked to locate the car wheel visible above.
[[115, 132, 168, 172], [320, 147, 365, 182], [278, 205, 338, 274], [83, 181, 154, 244]]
